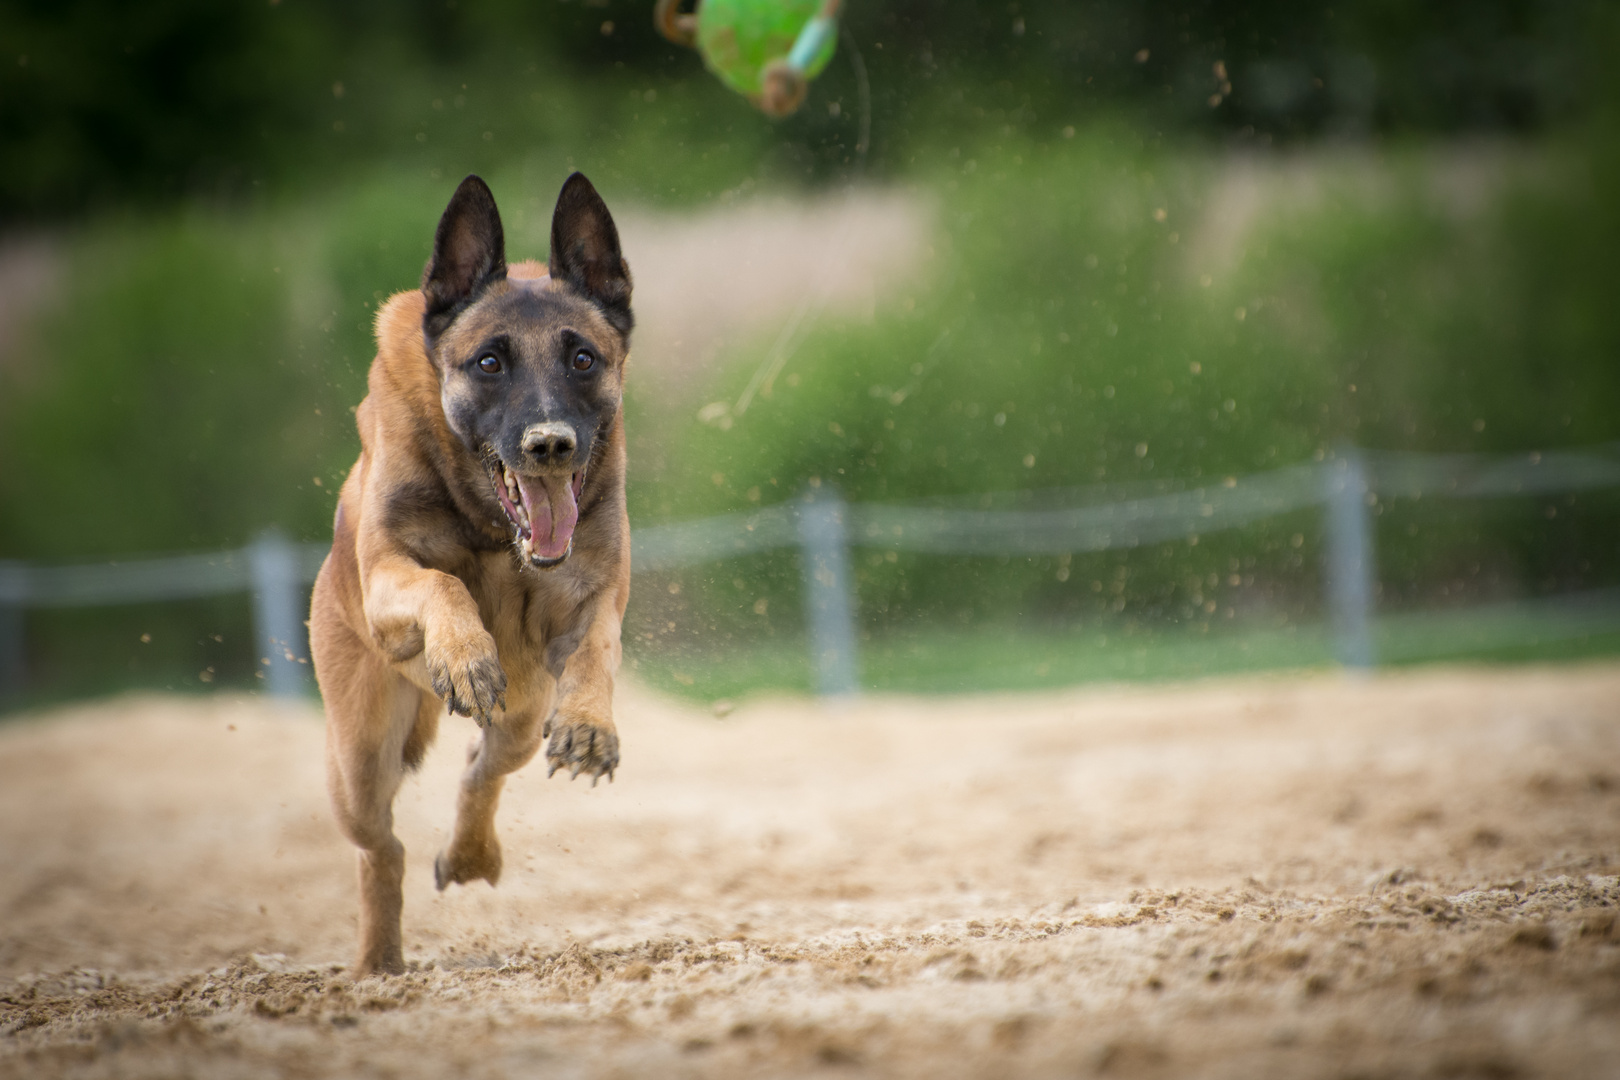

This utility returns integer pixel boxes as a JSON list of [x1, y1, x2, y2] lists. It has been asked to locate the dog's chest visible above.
[[461, 552, 585, 695]]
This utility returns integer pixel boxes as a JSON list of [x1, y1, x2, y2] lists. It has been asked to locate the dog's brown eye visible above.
[[477, 354, 501, 374], [572, 350, 595, 372]]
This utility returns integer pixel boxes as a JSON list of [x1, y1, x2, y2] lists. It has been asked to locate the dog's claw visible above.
[[543, 713, 620, 785], [433, 851, 451, 891], [424, 628, 506, 726]]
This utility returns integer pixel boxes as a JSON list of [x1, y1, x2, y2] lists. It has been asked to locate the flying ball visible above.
[[655, 0, 840, 117]]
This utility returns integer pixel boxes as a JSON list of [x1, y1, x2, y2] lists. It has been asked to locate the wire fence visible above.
[[3, 443, 1619, 704]]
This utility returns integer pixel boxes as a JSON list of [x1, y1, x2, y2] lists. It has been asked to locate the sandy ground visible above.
[[0, 666, 1617, 1079]]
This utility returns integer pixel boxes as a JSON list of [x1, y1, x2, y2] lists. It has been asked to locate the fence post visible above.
[[797, 488, 859, 698], [250, 530, 310, 699], [0, 562, 24, 705], [1323, 446, 1377, 669]]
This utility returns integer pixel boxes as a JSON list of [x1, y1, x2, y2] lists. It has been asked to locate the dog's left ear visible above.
[[422, 175, 508, 346], [549, 172, 633, 336]]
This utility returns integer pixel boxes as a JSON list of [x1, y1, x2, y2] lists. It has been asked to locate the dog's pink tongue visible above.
[[516, 474, 579, 560]]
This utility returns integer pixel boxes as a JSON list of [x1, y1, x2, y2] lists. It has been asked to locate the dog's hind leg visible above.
[[323, 640, 423, 977], [434, 707, 548, 890]]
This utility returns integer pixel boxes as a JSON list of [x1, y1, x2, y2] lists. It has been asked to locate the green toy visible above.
[[655, 0, 841, 117]]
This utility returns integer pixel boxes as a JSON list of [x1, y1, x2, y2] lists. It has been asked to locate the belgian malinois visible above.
[[309, 173, 632, 976]]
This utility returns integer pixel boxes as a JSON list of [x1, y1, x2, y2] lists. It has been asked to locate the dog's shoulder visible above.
[[362, 289, 462, 483], [371, 290, 436, 402], [346, 290, 507, 562]]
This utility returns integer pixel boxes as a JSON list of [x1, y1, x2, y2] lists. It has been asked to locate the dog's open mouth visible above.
[[489, 461, 584, 568]]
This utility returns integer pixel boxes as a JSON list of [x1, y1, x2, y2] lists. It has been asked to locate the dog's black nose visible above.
[[521, 422, 577, 463]]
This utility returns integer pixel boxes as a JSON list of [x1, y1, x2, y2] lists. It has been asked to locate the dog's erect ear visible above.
[[422, 175, 507, 345], [548, 172, 633, 335]]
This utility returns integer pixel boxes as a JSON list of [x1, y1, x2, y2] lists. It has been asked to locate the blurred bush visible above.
[[624, 118, 1620, 674]]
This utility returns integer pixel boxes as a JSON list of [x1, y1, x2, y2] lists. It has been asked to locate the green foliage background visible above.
[[2, 1, 1618, 703]]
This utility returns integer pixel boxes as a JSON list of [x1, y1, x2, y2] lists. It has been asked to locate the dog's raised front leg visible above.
[[543, 586, 626, 784], [362, 552, 507, 726]]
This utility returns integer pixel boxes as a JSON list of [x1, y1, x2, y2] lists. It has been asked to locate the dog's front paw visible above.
[[543, 713, 619, 785], [425, 627, 507, 727]]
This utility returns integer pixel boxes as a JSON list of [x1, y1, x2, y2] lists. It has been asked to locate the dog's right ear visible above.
[[421, 175, 508, 347]]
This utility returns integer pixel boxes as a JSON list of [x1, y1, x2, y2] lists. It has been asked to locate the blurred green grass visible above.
[[13, 596, 1619, 715], [628, 601, 1620, 704]]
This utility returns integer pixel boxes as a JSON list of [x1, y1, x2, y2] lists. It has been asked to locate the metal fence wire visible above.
[[3, 444, 1619, 702]]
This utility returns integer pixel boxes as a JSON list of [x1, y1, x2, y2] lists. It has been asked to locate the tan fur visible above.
[[310, 272, 631, 978]]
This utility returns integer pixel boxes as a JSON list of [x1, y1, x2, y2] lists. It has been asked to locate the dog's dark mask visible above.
[[420, 173, 633, 569]]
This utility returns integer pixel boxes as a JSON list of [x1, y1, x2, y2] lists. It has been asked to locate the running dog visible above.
[[309, 173, 633, 976]]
